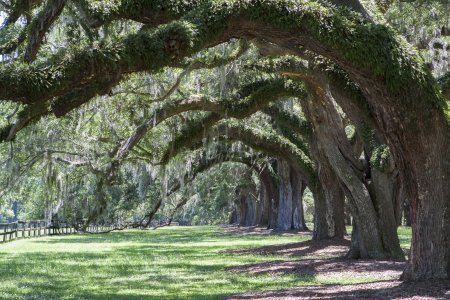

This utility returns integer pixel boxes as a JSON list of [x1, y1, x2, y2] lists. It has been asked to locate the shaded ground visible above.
[[227, 258, 405, 279], [221, 225, 313, 236], [223, 226, 449, 300], [225, 280, 450, 300], [225, 237, 350, 258]]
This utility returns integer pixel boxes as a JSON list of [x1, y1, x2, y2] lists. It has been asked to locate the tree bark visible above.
[[277, 159, 293, 230], [309, 145, 346, 240], [238, 195, 246, 226], [290, 168, 308, 231], [312, 189, 330, 240], [328, 74, 404, 259], [303, 88, 403, 259], [256, 182, 270, 226], [260, 164, 279, 229], [229, 207, 238, 224], [238, 193, 257, 227]]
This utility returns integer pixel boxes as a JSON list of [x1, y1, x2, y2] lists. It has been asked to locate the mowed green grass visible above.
[[344, 226, 412, 249], [0, 226, 412, 300]]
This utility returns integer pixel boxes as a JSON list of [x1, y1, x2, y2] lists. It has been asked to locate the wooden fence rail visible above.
[[0, 221, 117, 244]]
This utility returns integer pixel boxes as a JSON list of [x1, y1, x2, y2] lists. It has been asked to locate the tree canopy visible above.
[[0, 0, 448, 282]]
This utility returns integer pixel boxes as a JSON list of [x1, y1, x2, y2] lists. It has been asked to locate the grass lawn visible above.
[[0, 226, 412, 300]]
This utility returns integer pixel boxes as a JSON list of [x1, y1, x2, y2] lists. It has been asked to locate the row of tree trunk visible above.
[[231, 82, 411, 261], [230, 158, 308, 231]]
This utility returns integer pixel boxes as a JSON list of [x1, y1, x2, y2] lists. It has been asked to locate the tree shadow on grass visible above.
[[224, 237, 351, 258], [227, 257, 405, 279], [0, 249, 232, 299], [0, 243, 318, 300], [0, 228, 332, 299], [221, 225, 312, 237], [225, 280, 450, 299], [30, 228, 227, 245]]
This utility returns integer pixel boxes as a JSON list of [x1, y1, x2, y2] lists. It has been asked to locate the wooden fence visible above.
[[0, 221, 117, 244]]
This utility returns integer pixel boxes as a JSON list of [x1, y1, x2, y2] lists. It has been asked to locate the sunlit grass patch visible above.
[[397, 226, 412, 249], [0, 226, 412, 300]]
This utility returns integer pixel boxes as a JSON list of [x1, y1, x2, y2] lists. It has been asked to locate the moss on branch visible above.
[[214, 120, 318, 189], [0, 20, 197, 103], [158, 78, 306, 165], [0, 0, 446, 128], [23, 0, 67, 62]]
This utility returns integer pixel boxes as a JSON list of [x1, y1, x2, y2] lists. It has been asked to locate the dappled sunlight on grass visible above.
[[0, 226, 312, 299], [0, 226, 412, 299]]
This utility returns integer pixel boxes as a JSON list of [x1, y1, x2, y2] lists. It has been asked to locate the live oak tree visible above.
[[0, 0, 448, 280], [247, 56, 404, 258]]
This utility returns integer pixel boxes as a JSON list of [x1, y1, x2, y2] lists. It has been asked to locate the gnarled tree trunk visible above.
[[256, 182, 270, 226], [303, 86, 403, 259], [260, 164, 279, 229], [290, 168, 308, 231], [308, 143, 346, 240], [277, 159, 293, 230]]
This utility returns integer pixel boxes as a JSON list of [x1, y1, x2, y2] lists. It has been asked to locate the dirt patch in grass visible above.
[[224, 280, 450, 299]]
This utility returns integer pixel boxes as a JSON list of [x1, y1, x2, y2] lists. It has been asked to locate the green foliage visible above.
[[302, 187, 314, 223], [370, 144, 392, 172], [0, 0, 447, 231], [345, 125, 357, 143], [175, 163, 251, 225]]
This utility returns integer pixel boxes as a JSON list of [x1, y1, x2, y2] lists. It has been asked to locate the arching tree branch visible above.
[[23, 0, 66, 62]]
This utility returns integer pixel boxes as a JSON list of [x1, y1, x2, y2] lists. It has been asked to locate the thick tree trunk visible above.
[[229, 207, 238, 224], [260, 165, 279, 229], [290, 168, 308, 231], [312, 189, 330, 240], [318, 159, 346, 239], [238, 196, 246, 227], [246, 195, 257, 226], [306, 118, 346, 240], [277, 159, 293, 230], [403, 154, 450, 280], [310, 159, 346, 240], [256, 183, 270, 226], [302, 89, 403, 259], [239, 194, 257, 227], [347, 221, 365, 259], [370, 168, 404, 258], [332, 57, 450, 280], [329, 76, 404, 259]]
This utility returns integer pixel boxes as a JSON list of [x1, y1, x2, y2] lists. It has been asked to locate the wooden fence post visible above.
[[9, 223, 14, 241]]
